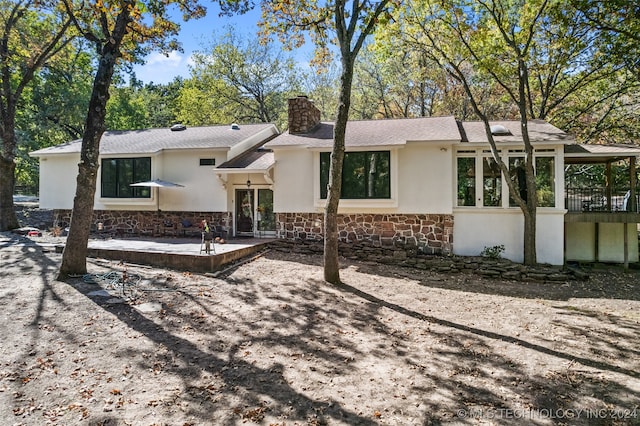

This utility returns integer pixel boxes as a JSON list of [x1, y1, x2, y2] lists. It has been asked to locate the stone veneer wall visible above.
[[276, 212, 453, 255], [270, 239, 588, 282], [53, 210, 233, 237]]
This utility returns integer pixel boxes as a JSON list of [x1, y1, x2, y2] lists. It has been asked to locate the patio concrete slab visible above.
[[87, 237, 263, 256], [83, 237, 274, 273]]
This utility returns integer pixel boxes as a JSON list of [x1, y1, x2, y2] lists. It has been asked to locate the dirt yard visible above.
[[0, 232, 639, 425]]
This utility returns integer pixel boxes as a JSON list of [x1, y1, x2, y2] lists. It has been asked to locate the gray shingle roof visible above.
[[265, 116, 461, 149], [217, 149, 275, 171], [30, 123, 277, 156], [459, 120, 570, 143], [565, 143, 640, 163]]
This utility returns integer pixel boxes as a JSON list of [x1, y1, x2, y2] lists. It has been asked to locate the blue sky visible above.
[[132, 5, 310, 85]]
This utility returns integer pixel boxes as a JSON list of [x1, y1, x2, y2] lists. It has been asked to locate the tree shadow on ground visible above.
[[0, 240, 70, 350], [326, 278, 639, 424], [332, 280, 639, 380], [263, 250, 640, 302], [3, 243, 639, 425], [63, 261, 640, 424], [60, 272, 381, 424]]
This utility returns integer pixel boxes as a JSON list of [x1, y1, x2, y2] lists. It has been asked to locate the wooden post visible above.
[[595, 222, 599, 262], [624, 222, 629, 270], [630, 156, 637, 212], [625, 156, 635, 270], [606, 162, 612, 211]]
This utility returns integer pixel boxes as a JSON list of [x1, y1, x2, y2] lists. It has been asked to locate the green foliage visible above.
[[178, 27, 301, 129], [360, 36, 478, 119], [0, 0, 76, 222], [141, 78, 183, 128], [11, 0, 640, 199], [571, 0, 640, 74], [301, 64, 340, 121], [481, 244, 505, 259], [176, 82, 227, 126], [106, 86, 149, 130]]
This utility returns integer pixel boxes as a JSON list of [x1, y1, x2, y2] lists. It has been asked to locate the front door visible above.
[[235, 189, 254, 236]]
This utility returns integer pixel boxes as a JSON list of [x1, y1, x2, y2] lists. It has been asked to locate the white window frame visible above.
[[455, 147, 561, 209], [313, 148, 399, 209]]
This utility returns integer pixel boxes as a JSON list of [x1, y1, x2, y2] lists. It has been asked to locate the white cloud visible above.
[[186, 54, 196, 68], [132, 51, 192, 84], [146, 51, 184, 68]]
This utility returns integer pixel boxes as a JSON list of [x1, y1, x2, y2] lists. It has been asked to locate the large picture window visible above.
[[456, 151, 557, 208], [320, 151, 391, 199], [101, 157, 151, 198]]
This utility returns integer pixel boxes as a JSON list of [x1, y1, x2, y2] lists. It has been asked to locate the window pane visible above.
[[536, 157, 555, 207], [342, 152, 367, 198], [133, 157, 151, 181], [101, 159, 117, 197], [100, 157, 151, 198], [457, 157, 476, 206], [509, 157, 526, 207], [320, 152, 330, 199], [483, 157, 501, 207], [369, 152, 390, 198], [319, 151, 391, 200], [118, 159, 133, 197], [133, 158, 151, 198]]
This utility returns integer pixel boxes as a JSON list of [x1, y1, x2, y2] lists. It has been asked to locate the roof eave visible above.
[[214, 163, 275, 174], [306, 142, 409, 151]]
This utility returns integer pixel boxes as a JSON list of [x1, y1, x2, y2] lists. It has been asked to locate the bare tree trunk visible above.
[[521, 156, 538, 266], [523, 206, 536, 265], [319, 0, 390, 283], [57, 60, 112, 278], [518, 62, 538, 266], [324, 55, 354, 284], [58, 10, 131, 279], [0, 138, 19, 231], [0, 111, 19, 229]]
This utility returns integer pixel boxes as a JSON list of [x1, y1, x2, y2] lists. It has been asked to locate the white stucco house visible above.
[[266, 96, 570, 265], [30, 95, 640, 265], [30, 123, 280, 237]]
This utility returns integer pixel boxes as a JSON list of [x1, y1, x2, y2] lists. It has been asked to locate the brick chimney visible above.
[[288, 95, 321, 134]]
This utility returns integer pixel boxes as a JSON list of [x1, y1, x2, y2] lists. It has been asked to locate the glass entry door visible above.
[[235, 189, 254, 236], [257, 189, 275, 235]]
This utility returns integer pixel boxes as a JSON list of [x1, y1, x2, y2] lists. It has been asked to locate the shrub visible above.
[[481, 244, 505, 259]]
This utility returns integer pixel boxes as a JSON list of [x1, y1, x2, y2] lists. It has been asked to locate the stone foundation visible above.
[[270, 239, 588, 282], [276, 212, 453, 255], [53, 210, 233, 237]]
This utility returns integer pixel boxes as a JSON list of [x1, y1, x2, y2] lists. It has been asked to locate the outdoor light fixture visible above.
[[246, 179, 251, 188]]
